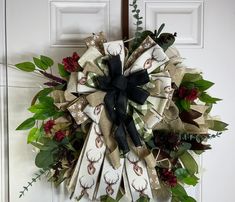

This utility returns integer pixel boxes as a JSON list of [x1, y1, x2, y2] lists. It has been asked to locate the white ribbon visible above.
[[125, 150, 153, 201], [96, 155, 124, 200]]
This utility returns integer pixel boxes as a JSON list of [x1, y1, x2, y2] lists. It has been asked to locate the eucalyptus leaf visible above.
[[15, 62, 35, 72], [16, 117, 35, 130], [35, 150, 55, 168]]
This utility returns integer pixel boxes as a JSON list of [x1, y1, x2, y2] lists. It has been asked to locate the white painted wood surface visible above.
[[1, 0, 235, 201]]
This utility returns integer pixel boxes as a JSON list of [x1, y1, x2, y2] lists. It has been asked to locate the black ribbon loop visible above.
[[97, 55, 150, 154]]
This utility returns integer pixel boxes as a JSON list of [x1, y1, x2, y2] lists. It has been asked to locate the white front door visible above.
[[6, 0, 122, 201], [3, 0, 235, 201]]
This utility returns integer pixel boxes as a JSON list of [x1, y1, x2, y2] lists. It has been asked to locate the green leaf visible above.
[[171, 142, 191, 158], [180, 99, 190, 111], [171, 184, 187, 196], [35, 150, 54, 168], [175, 168, 189, 180], [38, 96, 54, 105], [199, 92, 221, 104], [16, 117, 35, 130], [183, 175, 199, 186], [156, 23, 165, 37], [40, 55, 54, 67], [175, 168, 198, 186], [136, 196, 150, 202], [194, 79, 214, 91], [179, 151, 198, 175], [171, 184, 196, 202], [207, 120, 228, 131], [33, 111, 56, 120], [27, 128, 38, 144], [182, 73, 202, 83], [37, 88, 53, 98], [58, 63, 70, 78], [15, 62, 35, 72], [33, 57, 48, 70]]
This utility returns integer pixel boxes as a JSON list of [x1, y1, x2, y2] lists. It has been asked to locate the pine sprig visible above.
[[19, 169, 47, 198]]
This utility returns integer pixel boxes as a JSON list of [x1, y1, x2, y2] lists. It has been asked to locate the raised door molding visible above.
[[133, 0, 204, 48], [50, 1, 110, 47]]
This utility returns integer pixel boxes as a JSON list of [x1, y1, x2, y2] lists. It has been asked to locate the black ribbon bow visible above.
[[96, 55, 150, 154]]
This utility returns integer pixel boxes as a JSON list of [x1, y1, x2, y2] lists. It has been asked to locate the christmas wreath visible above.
[[15, 2, 228, 202]]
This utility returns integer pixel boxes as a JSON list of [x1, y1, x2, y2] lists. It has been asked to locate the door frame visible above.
[[0, 0, 9, 201]]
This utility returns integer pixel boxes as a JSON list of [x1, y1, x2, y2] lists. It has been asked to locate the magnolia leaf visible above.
[[182, 73, 202, 83], [179, 151, 198, 175], [194, 79, 214, 91], [58, 63, 70, 78], [16, 117, 35, 130], [207, 120, 228, 131], [15, 62, 35, 72], [35, 150, 54, 168], [33, 57, 48, 70], [199, 92, 221, 104], [40, 55, 54, 67], [179, 109, 201, 127]]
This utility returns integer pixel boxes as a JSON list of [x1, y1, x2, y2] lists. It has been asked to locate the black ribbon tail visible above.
[[127, 86, 150, 105], [114, 123, 129, 154], [125, 115, 142, 147]]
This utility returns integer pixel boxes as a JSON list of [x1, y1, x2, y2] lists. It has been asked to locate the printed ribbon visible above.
[[64, 36, 178, 201]]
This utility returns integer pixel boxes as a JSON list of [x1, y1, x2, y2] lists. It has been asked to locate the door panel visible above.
[[7, 0, 122, 201], [5, 0, 235, 201]]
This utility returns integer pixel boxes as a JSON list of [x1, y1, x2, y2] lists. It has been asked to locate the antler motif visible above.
[[94, 104, 103, 115], [131, 179, 148, 197], [127, 153, 143, 176], [103, 171, 120, 196], [78, 76, 87, 85], [78, 176, 95, 198], [106, 44, 122, 56], [94, 124, 104, 148], [86, 149, 102, 175], [143, 47, 167, 69]]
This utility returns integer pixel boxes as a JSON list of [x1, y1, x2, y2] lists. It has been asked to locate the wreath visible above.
[[15, 2, 228, 202]]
